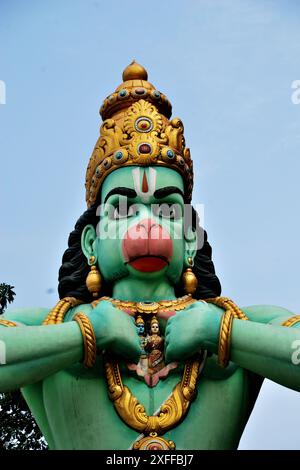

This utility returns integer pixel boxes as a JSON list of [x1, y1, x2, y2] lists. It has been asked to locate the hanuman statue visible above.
[[0, 62, 300, 450]]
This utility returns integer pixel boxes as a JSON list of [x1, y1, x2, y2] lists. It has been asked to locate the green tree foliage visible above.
[[0, 283, 15, 314], [0, 391, 47, 450], [0, 283, 47, 450]]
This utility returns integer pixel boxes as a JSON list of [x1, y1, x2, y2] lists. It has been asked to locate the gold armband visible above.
[[0, 319, 18, 327], [218, 310, 234, 368], [282, 315, 300, 328], [73, 313, 97, 368]]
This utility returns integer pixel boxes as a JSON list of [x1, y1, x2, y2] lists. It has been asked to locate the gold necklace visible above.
[[92, 294, 196, 315], [104, 352, 206, 450]]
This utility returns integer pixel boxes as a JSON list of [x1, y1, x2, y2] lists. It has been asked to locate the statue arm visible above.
[[0, 322, 84, 392], [0, 301, 141, 392], [229, 315, 300, 391], [166, 302, 300, 391], [226, 305, 300, 390]]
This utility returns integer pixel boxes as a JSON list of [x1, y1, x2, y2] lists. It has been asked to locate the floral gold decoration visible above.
[[85, 61, 193, 207]]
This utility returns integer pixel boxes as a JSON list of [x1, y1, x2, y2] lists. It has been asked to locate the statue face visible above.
[[82, 166, 197, 290], [151, 322, 159, 334], [137, 323, 145, 335]]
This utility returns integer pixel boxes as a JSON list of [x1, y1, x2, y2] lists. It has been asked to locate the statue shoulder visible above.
[[0, 307, 51, 326]]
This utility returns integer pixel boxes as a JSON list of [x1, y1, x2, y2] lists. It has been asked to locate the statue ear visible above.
[[184, 226, 197, 267], [81, 224, 98, 263]]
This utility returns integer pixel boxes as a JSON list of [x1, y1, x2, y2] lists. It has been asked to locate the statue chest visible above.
[[23, 358, 254, 450]]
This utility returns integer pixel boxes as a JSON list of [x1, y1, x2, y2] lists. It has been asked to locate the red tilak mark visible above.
[[142, 171, 149, 193]]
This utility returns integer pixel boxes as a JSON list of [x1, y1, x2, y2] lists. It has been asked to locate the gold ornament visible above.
[[206, 297, 249, 321], [104, 351, 206, 448], [132, 433, 175, 451], [135, 315, 144, 325], [205, 297, 249, 368], [85, 61, 193, 208], [150, 316, 159, 326], [73, 312, 97, 368], [0, 319, 18, 327], [282, 315, 300, 328], [93, 294, 196, 315], [86, 257, 102, 298], [182, 268, 198, 294], [43, 297, 83, 325], [218, 310, 234, 368]]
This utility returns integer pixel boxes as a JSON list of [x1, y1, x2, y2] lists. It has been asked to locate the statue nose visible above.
[[122, 218, 173, 262], [137, 219, 162, 238], [129, 218, 170, 240]]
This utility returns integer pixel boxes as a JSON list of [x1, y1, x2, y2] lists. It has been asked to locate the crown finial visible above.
[[122, 60, 148, 82]]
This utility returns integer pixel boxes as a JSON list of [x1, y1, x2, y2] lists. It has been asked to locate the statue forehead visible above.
[[101, 166, 184, 201]]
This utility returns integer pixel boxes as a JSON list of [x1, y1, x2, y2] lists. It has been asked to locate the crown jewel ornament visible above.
[[85, 61, 193, 207]]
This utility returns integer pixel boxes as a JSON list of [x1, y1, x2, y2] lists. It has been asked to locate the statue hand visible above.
[[165, 301, 222, 363], [88, 301, 141, 363]]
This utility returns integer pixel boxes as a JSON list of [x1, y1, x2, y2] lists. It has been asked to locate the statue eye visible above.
[[152, 203, 182, 220]]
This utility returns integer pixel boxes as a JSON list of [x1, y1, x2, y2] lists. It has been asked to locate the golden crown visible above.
[[135, 315, 145, 326], [85, 61, 193, 207]]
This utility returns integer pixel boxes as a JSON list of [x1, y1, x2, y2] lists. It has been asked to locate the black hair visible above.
[[58, 204, 221, 301]]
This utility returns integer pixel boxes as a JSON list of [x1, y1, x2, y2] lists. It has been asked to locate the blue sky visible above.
[[1, 0, 300, 449]]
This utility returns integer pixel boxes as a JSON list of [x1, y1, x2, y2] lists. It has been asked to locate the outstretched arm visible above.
[[165, 302, 300, 391], [0, 301, 141, 392], [0, 320, 84, 392]]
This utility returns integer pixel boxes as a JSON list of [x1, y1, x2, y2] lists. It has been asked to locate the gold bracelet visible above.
[[0, 319, 18, 327], [73, 313, 97, 368], [218, 310, 234, 368]]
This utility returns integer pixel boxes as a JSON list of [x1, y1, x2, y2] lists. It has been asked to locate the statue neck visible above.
[[112, 277, 176, 302]]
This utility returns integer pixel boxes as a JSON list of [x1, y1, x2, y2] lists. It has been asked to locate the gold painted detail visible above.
[[206, 297, 249, 321], [133, 433, 175, 450], [218, 310, 234, 368], [104, 352, 205, 440], [206, 297, 249, 368], [100, 61, 172, 121], [85, 62, 193, 208], [282, 315, 300, 328], [0, 319, 18, 327], [42, 297, 83, 325], [95, 294, 196, 315], [73, 313, 97, 368]]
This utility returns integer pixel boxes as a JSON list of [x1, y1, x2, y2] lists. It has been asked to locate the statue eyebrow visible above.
[[153, 187, 185, 199], [104, 187, 137, 203]]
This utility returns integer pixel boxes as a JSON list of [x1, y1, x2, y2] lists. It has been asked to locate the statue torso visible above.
[[22, 353, 261, 450]]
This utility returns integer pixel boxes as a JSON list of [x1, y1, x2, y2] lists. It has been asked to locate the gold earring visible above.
[[182, 267, 198, 295], [86, 256, 102, 298]]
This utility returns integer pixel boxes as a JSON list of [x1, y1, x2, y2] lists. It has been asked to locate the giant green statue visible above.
[[1, 62, 300, 450]]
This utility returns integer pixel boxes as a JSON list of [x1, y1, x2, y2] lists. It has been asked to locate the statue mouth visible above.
[[128, 256, 168, 272]]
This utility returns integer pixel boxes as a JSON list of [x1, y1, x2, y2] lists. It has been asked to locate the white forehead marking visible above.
[[132, 168, 157, 203]]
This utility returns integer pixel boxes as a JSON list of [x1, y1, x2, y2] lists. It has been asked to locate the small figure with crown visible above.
[[145, 317, 165, 375]]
